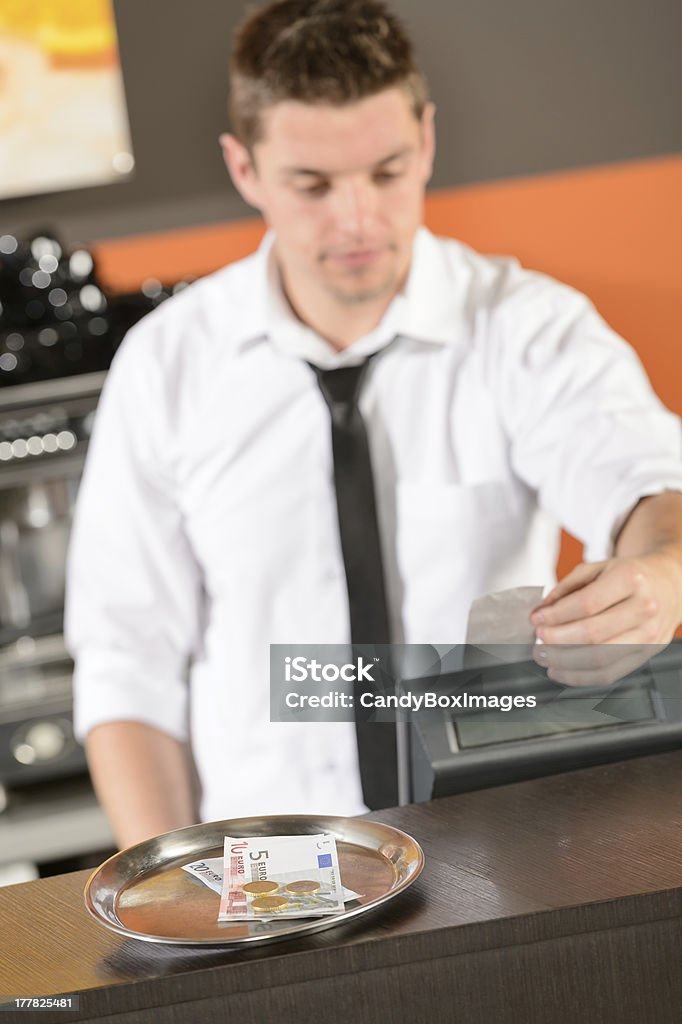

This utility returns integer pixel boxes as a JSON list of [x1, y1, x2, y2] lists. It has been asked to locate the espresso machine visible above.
[[0, 231, 181, 880], [0, 371, 102, 790]]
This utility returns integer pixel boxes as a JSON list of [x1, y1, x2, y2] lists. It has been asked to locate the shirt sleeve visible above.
[[64, 324, 203, 743], [487, 266, 682, 560]]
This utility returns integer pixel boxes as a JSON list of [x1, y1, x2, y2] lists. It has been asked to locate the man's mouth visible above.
[[325, 247, 386, 269]]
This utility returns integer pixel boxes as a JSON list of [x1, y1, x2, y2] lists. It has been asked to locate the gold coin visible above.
[[251, 895, 288, 912], [242, 880, 280, 896], [284, 879, 321, 895]]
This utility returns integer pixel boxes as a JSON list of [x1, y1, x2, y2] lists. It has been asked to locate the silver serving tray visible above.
[[84, 814, 424, 946]]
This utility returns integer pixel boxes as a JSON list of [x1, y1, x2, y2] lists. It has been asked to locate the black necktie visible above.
[[310, 357, 398, 810]]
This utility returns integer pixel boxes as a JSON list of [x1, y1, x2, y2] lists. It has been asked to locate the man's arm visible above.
[[615, 491, 682, 563], [86, 721, 198, 849], [531, 492, 682, 646], [66, 328, 203, 848]]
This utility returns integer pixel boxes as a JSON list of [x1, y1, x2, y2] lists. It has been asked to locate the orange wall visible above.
[[92, 154, 682, 577]]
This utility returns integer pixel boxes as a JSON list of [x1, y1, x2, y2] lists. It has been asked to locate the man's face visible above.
[[222, 88, 435, 307]]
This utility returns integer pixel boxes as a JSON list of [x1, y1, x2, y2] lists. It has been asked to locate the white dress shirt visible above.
[[65, 228, 682, 822]]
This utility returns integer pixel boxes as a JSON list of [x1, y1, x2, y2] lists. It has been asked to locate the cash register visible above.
[[401, 642, 682, 802]]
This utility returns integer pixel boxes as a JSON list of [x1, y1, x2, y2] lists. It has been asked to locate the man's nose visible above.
[[332, 180, 376, 234]]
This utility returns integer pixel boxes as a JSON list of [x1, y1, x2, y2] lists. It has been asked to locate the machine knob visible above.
[[11, 720, 71, 765]]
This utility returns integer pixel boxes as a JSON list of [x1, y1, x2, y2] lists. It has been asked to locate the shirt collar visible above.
[[230, 226, 469, 363], [400, 226, 472, 347]]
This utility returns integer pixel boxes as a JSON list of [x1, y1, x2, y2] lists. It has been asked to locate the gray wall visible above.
[[2, 0, 680, 246]]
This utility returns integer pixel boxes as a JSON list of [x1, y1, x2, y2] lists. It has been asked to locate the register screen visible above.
[[453, 684, 657, 750]]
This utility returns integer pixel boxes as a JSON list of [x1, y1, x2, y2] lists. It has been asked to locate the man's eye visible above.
[[373, 170, 402, 184], [296, 182, 329, 197]]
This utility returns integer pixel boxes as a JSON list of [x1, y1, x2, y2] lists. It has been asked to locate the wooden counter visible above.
[[2, 750, 682, 1023]]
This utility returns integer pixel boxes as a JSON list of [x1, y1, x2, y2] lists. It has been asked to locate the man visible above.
[[66, 0, 682, 849]]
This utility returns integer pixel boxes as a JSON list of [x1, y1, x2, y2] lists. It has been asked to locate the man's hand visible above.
[[529, 493, 682, 685], [530, 553, 682, 685], [532, 553, 682, 646]]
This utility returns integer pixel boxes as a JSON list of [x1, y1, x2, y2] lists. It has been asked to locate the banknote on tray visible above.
[[182, 851, 361, 907], [213, 833, 348, 920], [218, 833, 347, 920]]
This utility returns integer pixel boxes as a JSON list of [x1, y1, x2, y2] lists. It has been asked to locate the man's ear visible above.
[[420, 102, 436, 185], [219, 133, 263, 210]]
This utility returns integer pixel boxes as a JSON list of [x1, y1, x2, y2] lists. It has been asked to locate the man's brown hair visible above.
[[229, 0, 428, 149]]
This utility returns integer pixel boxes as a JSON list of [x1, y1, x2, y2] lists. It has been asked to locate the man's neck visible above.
[[278, 268, 402, 352]]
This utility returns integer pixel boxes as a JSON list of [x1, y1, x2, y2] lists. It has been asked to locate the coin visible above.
[[251, 895, 288, 912], [242, 880, 280, 896], [284, 879, 321, 895]]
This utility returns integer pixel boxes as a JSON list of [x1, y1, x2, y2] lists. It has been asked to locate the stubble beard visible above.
[[323, 261, 402, 308]]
